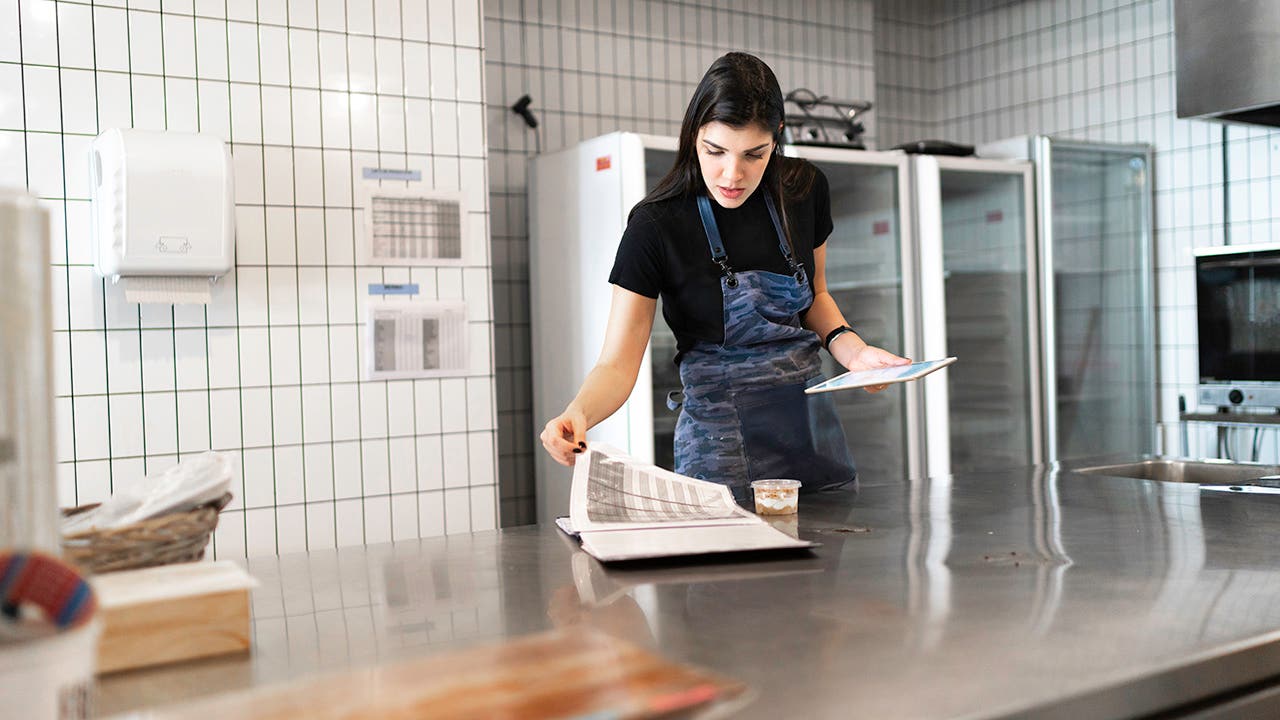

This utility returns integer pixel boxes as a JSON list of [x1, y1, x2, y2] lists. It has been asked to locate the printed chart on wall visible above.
[[358, 182, 468, 267], [357, 175, 472, 381], [366, 301, 469, 380]]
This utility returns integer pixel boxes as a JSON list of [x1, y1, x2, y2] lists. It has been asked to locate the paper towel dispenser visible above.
[[90, 129, 235, 284], [1176, 0, 1280, 127]]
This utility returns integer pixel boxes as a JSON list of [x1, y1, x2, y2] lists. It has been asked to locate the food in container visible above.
[[750, 479, 801, 515]]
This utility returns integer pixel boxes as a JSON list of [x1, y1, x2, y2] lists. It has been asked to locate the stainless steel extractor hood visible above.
[[1176, 0, 1280, 127]]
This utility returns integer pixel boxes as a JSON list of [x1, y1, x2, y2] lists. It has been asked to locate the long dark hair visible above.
[[630, 52, 816, 253]]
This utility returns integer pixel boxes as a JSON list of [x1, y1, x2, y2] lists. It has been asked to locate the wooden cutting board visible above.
[[133, 627, 748, 719]]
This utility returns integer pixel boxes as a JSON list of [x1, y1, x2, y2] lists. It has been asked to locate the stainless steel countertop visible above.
[[101, 463, 1280, 719]]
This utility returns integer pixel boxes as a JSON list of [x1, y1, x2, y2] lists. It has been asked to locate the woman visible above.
[[540, 52, 908, 506]]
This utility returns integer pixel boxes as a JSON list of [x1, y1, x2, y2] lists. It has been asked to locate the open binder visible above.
[[556, 444, 817, 562]]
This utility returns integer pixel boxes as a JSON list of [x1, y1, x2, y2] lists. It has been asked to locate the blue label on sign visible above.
[[368, 283, 419, 295], [362, 167, 422, 181]]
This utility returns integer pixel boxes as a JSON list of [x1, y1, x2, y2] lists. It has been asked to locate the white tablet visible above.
[[804, 357, 957, 395]]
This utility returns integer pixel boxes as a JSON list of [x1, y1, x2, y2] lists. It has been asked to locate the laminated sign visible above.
[[358, 185, 467, 266], [366, 301, 469, 380]]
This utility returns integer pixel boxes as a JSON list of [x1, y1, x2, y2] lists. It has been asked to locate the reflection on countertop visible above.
[[101, 461, 1280, 719]]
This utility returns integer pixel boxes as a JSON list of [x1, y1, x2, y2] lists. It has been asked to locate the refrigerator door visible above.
[[788, 147, 921, 483], [915, 156, 1042, 477], [644, 146, 681, 472], [530, 132, 665, 524], [1036, 139, 1156, 461]]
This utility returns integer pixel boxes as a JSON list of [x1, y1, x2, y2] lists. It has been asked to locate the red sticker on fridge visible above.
[[872, 220, 890, 236], [596, 156, 612, 171]]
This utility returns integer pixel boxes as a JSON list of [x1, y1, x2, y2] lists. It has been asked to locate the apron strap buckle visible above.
[[783, 253, 806, 284], [715, 257, 738, 287], [665, 390, 684, 411]]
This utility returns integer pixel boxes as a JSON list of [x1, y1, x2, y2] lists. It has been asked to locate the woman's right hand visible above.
[[539, 287, 656, 468], [540, 408, 587, 466]]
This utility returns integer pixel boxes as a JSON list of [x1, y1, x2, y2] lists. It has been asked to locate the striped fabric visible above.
[[0, 551, 96, 630]]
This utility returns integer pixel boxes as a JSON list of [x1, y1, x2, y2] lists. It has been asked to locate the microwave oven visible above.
[[1195, 242, 1280, 408]]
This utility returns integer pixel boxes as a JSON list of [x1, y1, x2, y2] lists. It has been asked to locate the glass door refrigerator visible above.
[[645, 149, 926, 489], [649, 148, 920, 488], [981, 137, 1157, 462], [783, 146, 922, 484], [530, 133, 919, 524], [911, 155, 1043, 477], [1037, 140, 1157, 461]]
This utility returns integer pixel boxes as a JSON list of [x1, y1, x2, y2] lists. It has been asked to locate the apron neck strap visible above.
[[696, 193, 737, 286], [761, 191, 791, 260], [696, 193, 729, 262], [764, 191, 807, 283], [696, 191, 806, 285]]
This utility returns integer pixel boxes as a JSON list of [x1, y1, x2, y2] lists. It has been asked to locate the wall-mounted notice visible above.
[[366, 301, 469, 380], [359, 185, 467, 267]]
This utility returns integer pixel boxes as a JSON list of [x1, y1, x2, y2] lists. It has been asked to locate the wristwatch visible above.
[[824, 325, 855, 351]]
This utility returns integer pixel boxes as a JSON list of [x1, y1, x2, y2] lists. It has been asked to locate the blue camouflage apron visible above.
[[669, 190, 857, 507]]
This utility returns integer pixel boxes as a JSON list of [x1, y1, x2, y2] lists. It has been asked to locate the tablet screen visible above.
[[804, 357, 957, 394]]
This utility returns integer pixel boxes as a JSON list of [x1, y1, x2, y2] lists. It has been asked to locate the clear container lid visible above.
[[750, 479, 801, 490]]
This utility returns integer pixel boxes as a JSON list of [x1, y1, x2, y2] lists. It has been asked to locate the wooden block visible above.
[[90, 561, 257, 675]]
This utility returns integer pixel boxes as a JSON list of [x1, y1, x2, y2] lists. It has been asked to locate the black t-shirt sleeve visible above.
[[813, 167, 834, 248], [608, 206, 664, 299]]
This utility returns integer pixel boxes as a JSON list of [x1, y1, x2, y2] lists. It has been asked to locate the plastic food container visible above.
[[751, 479, 801, 515], [0, 619, 101, 720]]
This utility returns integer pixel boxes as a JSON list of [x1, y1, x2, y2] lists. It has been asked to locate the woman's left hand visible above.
[[831, 337, 911, 393]]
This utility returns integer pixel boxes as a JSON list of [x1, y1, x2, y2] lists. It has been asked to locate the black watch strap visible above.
[[824, 325, 855, 351]]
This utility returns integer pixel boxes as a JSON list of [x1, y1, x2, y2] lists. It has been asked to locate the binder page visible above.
[[568, 444, 759, 533]]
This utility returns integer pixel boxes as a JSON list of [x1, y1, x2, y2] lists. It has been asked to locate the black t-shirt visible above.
[[608, 160, 833, 365]]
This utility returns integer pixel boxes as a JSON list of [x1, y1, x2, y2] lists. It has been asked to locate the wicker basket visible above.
[[60, 493, 233, 575]]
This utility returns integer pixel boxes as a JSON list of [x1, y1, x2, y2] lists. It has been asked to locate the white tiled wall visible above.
[[3, 0, 498, 557], [874, 0, 1280, 463], [874, 0, 939, 150], [483, 0, 878, 525]]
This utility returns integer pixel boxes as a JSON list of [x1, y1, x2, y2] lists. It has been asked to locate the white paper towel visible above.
[[121, 276, 213, 304]]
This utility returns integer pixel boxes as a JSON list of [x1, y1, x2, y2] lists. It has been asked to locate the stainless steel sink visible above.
[[1074, 459, 1280, 485]]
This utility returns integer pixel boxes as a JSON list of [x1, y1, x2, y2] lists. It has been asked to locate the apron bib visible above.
[[670, 191, 856, 506]]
